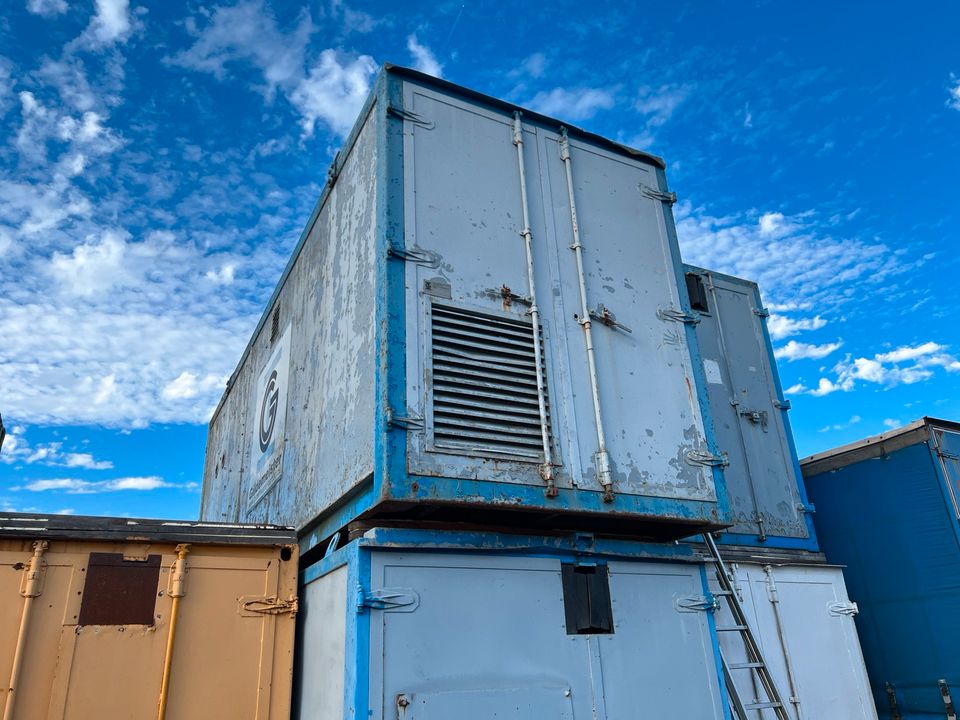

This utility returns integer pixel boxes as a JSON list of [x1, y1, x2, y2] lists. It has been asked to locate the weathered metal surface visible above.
[[685, 266, 813, 543], [709, 562, 878, 719], [298, 533, 727, 720], [0, 524, 298, 719], [201, 66, 728, 542], [201, 101, 379, 529], [803, 419, 960, 718]]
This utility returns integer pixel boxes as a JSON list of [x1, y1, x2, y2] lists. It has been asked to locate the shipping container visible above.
[[707, 548, 877, 719], [201, 65, 728, 548], [295, 527, 731, 720], [0, 513, 298, 720], [684, 266, 816, 550], [802, 417, 960, 719]]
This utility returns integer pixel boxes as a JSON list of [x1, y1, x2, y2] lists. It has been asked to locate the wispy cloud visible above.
[[407, 35, 442, 78], [635, 84, 690, 126], [948, 74, 960, 112], [26, 0, 68, 18], [528, 87, 615, 122], [774, 340, 842, 361], [16, 476, 197, 493], [0, 428, 113, 469], [818, 414, 861, 432]]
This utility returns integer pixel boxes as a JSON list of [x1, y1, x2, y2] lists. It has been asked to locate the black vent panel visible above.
[[430, 303, 549, 461]]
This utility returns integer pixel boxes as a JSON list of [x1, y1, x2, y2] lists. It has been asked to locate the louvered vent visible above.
[[430, 303, 550, 460]]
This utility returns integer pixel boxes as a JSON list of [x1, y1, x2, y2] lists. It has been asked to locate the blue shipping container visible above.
[[802, 417, 960, 718]]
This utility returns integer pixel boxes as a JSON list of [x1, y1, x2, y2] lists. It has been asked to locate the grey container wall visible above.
[[802, 418, 960, 719], [295, 529, 730, 720], [201, 66, 729, 548], [683, 266, 817, 550]]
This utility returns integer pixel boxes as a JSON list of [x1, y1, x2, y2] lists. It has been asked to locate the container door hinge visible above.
[[239, 595, 299, 617], [753, 307, 771, 318], [387, 245, 442, 268], [686, 450, 730, 468], [774, 399, 792, 410], [640, 184, 678, 205], [657, 306, 701, 325], [386, 408, 424, 431], [387, 105, 435, 129], [588, 304, 632, 333], [674, 593, 720, 613], [827, 601, 859, 617], [357, 587, 420, 613], [797, 501, 815, 514]]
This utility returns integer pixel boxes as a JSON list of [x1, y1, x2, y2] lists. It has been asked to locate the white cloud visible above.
[[407, 35, 442, 78], [50, 231, 130, 296], [62, 452, 113, 470], [169, 0, 312, 97], [635, 84, 690, 127], [809, 377, 846, 397], [87, 0, 133, 45], [876, 341, 942, 363], [520, 52, 546, 79], [883, 418, 901, 429], [766, 314, 827, 340], [948, 74, 960, 112], [162, 371, 225, 401], [818, 414, 861, 432], [529, 87, 615, 122], [26, 0, 68, 16], [290, 50, 377, 137], [19, 476, 172, 493], [774, 340, 842, 361], [205, 263, 236, 285], [0, 430, 113, 469]]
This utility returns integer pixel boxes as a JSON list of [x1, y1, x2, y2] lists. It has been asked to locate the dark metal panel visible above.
[[77, 552, 161, 626]]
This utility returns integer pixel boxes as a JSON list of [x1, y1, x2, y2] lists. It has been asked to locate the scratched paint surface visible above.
[[402, 81, 716, 502], [201, 108, 378, 527]]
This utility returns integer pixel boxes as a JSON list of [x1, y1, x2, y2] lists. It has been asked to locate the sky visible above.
[[1, 0, 958, 520]]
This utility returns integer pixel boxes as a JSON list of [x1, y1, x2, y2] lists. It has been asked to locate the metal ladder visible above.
[[702, 533, 791, 720]]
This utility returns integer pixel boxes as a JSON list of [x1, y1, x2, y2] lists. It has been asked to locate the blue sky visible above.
[[1, 0, 958, 519]]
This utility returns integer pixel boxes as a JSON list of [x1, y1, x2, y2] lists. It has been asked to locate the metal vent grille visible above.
[[430, 303, 549, 460]]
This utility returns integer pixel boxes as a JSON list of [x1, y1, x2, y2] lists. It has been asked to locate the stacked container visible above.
[[200, 66, 877, 719]]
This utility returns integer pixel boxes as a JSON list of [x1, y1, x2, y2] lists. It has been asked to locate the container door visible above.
[[367, 551, 726, 720], [713, 563, 878, 720], [689, 270, 807, 538], [932, 425, 960, 522]]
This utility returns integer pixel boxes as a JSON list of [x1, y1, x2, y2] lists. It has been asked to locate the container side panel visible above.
[[542, 136, 715, 501], [298, 565, 348, 720], [367, 551, 725, 720], [805, 443, 960, 716], [202, 109, 378, 529], [598, 560, 726, 718], [691, 271, 806, 538], [714, 563, 877, 720], [934, 426, 960, 523]]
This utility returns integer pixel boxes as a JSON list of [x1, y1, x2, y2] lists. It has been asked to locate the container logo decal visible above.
[[249, 328, 290, 508], [258, 370, 280, 452]]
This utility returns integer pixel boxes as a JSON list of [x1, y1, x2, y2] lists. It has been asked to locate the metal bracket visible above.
[[326, 150, 341, 187], [357, 587, 420, 613], [674, 593, 720, 613], [685, 450, 730, 468], [657, 306, 700, 325], [588, 304, 632, 333], [387, 105, 435, 129], [774, 399, 792, 410], [796, 501, 815, 514], [387, 246, 442, 268], [485, 284, 531, 307], [386, 408, 424, 431], [239, 595, 299, 617], [827, 601, 859, 617], [752, 307, 771, 318], [640, 184, 678, 205], [940, 679, 957, 720], [740, 409, 769, 433]]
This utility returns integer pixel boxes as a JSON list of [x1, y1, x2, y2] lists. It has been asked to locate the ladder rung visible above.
[[716, 625, 749, 632], [744, 701, 783, 710], [729, 662, 765, 670]]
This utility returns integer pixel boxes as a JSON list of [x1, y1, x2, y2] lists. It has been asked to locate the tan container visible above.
[[0, 514, 297, 720]]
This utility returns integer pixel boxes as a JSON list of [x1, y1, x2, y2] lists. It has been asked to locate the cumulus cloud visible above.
[[788, 341, 959, 396], [774, 340, 842, 361], [290, 50, 377, 137], [883, 418, 901, 429], [0, 429, 113, 469], [76, 0, 136, 47], [407, 35, 442, 78], [766, 314, 827, 340], [161, 371, 225, 401], [529, 87, 615, 122]]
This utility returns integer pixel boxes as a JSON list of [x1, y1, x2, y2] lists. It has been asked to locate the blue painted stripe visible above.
[[700, 563, 735, 720]]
